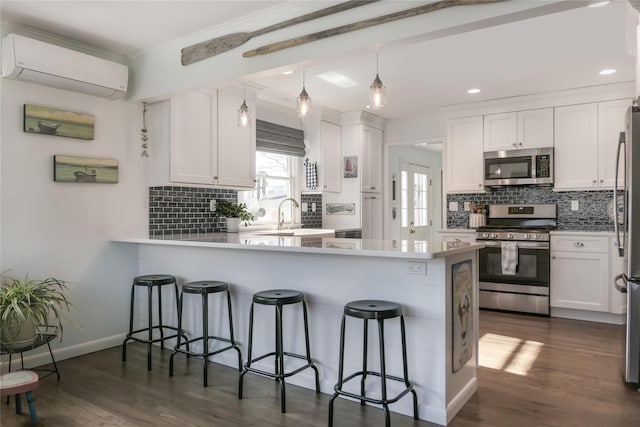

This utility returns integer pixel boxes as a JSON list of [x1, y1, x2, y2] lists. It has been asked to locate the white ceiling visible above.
[[1, 1, 636, 119]]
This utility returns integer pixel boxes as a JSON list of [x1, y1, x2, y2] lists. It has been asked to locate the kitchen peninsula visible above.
[[113, 234, 482, 425]]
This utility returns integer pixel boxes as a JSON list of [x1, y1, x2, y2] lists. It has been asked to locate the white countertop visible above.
[[113, 233, 483, 260]]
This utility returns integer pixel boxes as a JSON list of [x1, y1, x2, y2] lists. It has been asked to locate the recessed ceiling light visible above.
[[282, 70, 293, 75], [317, 71, 357, 88], [588, 1, 610, 8], [600, 68, 616, 75], [467, 88, 481, 94]]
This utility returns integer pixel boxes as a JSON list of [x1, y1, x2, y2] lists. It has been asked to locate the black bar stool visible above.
[[169, 280, 242, 387], [122, 274, 186, 371], [328, 300, 418, 427], [238, 289, 320, 413]]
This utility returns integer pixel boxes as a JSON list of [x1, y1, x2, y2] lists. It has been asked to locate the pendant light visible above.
[[368, 52, 386, 110], [296, 70, 312, 119], [237, 83, 251, 128]]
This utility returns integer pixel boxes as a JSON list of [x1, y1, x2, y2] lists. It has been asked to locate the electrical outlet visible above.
[[408, 262, 426, 275], [571, 200, 579, 211], [209, 199, 216, 212], [311, 203, 317, 212], [448, 201, 459, 212], [301, 202, 308, 212], [464, 202, 471, 211]]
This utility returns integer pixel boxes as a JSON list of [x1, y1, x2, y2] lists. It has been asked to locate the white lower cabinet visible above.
[[550, 234, 610, 313]]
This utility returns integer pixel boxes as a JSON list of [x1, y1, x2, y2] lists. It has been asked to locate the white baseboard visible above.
[[447, 377, 478, 424], [551, 308, 626, 325], [0, 333, 126, 371]]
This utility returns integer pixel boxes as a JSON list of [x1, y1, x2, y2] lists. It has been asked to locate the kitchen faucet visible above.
[[277, 198, 300, 230]]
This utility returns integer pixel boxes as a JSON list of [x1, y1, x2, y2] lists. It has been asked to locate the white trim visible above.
[[0, 333, 126, 372], [550, 307, 626, 325], [446, 377, 478, 424]]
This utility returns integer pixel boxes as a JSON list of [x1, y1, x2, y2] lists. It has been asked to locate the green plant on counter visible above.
[[214, 199, 255, 225], [0, 273, 72, 348]]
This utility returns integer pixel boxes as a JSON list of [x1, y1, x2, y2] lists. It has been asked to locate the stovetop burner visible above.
[[475, 204, 557, 241]]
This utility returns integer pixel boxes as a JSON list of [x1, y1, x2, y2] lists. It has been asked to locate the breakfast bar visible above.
[[113, 235, 482, 425]]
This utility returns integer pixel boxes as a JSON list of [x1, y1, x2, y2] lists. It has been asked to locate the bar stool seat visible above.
[[0, 371, 39, 425], [329, 299, 418, 427], [169, 280, 242, 387], [122, 274, 187, 370], [238, 289, 320, 413]]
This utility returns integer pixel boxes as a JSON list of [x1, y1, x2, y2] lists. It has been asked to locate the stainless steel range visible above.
[[475, 204, 557, 315]]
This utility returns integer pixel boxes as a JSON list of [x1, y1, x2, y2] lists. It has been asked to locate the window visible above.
[[238, 151, 298, 225]]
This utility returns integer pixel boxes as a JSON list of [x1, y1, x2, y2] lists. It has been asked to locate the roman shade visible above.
[[256, 119, 305, 157]]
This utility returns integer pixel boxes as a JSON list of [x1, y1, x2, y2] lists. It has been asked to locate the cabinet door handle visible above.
[[599, 179, 604, 183], [518, 142, 523, 146], [573, 242, 585, 247], [592, 180, 597, 184], [370, 186, 376, 190], [552, 256, 556, 259], [513, 143, 517, 147]]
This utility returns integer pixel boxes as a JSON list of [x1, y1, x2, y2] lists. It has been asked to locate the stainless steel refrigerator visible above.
[[614, 105, 640, 385]]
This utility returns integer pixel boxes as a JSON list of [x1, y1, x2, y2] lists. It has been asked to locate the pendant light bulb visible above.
[[237, 84, 251, 128], [368, 52, 386, 110], [296, 70, 312, 119]]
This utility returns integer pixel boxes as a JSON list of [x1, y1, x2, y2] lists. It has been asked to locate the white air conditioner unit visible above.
[[2, 33, 128, 99]]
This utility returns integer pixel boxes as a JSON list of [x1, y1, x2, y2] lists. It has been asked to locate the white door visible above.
[[400, 161, 432, 240]]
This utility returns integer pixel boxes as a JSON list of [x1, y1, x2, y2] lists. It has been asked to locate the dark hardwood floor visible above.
[[2, 311, 640, 426]]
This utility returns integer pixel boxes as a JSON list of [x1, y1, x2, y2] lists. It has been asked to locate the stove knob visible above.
[[523, 234, 530, 239], [490, 233, 497, 239], [482, 232, 489, 239], [508, 233, 514, 239]]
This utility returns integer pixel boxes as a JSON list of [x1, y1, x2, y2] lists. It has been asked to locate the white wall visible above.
[[1, 79, 147, 364]]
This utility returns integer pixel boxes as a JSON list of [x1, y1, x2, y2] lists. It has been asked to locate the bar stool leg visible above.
[[122, 284, 136, 362], [377, 318, 390, 427], [226, 289, 242, 370], [169, 291, 183, 377], [158, 285, 165, 348], [328, 314, 347, 427], [276, 303, 286, 413], [202, 292, 209, 387], [302, 300, 320, 392], [400, 315, 419, 420], [361, 318, 368, 406], [238, 302, 255, 399], [147, 285, 153, 371]]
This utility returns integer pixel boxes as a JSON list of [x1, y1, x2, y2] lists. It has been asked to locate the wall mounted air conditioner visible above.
[[1, 33, 128, 99]]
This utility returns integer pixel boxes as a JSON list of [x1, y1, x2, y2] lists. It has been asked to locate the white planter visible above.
[[226, 217, 241, 233]]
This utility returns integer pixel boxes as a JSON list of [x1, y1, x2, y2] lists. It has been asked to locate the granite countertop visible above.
[[113, 233, 484, 260]]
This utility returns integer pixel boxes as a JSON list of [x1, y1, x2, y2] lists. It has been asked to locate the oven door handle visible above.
[[479, 240, 549, 249]]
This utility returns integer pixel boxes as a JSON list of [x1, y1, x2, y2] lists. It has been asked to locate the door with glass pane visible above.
[[400, 161, 432, 240]]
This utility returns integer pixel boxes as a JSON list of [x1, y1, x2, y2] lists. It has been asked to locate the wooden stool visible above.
[[0, 371, 39, 425]]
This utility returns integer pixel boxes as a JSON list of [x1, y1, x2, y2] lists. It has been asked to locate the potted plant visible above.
[[214, 199, 255, 232], [0, 273, 72, 350]]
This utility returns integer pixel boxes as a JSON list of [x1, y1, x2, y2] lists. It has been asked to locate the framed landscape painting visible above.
[[54, 155, 118, 183], [24, 104, 94, 140]]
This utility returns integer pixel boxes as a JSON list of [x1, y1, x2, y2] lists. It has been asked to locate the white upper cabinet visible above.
[[170, 92, 217, 185], [321, 120, 342, 193], [483, 108, 553, 151], [446, 116, 484, 193], [598, 99, 630, 189], [555, 99, 631, 191], [361, 125, 382, 193], [216, 90, 256, 188], [155, 90, 256, 189], [554, 103, 599, 190]]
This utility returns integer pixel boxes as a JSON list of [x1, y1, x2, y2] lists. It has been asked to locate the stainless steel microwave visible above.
[[483, 147, 553, 187]]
